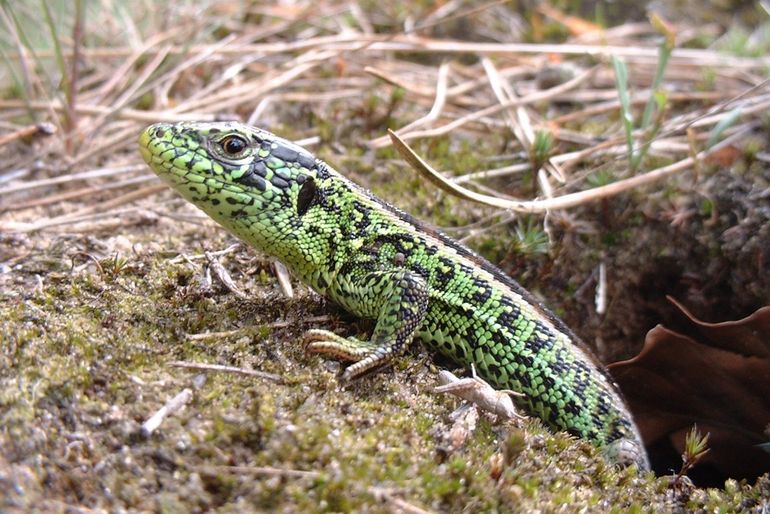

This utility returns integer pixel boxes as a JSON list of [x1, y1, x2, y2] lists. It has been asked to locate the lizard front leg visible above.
[[305, 268, 429, 380]]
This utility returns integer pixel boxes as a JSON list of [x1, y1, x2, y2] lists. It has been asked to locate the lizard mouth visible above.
[[138, 124, 168, 170], [138, 123, 196, 184], [138, 141, 152, 166]]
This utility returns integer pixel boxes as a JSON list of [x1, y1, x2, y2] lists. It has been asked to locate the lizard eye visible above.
[[220, 135, 248, 156]]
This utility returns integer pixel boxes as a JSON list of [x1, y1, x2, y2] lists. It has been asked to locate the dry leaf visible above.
[[609, 301, 770, 483]]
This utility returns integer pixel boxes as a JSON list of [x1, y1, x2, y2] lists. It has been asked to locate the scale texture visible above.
[[139, 121, 648, 468]]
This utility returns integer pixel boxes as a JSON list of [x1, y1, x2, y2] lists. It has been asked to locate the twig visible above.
[[1, 198, 163, 233], [81, 44, 170, 141], [64, 0, 85, 154], [273, 260, 294, 298], [369, 487, 436, 514], [368, 62, 449, 147], [168, 361, 282, 383], [205, 251, 249, 300], [185, 328, 256, 340], [191, 464, 320, 479], [595, 262, 607, 315], [89, 30, 180, 105], [140, 388, 193, 437], [0, 99, 222, 123], [481, 57, 565, 183], [10, 35, 770, 68], [366, 62, 527, 106], [67, 124, 146, 169], [170, 52, 330, 114], [453, 162, 530, 184], [31, 184, 167, 228], [4, 175, 157, 212], [262, 315, 332, 329], [370, 64, 597, 147], [0, 164, 146, 196], [168, 244, 243, 264], [0, 122, 56, 147], [550, 90, 729, 125], [183, 315, 332, 340]]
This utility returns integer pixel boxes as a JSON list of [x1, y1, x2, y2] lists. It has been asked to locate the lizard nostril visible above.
[[154, 128, 166, 138]]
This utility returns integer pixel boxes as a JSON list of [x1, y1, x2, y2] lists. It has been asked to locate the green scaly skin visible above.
[[139, 121, 649, 469]]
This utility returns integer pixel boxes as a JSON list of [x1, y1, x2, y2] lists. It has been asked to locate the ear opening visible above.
[[296, 177, 317, 216]]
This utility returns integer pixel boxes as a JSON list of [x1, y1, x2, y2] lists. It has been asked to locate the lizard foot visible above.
[[304, 329, 377, 360], [303, 329, 395, 380]]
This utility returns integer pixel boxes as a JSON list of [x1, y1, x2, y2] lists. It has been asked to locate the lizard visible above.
[[138, 121, 649, 469]]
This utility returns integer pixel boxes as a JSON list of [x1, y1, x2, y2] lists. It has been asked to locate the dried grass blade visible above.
[[482, 57, 564, 182], [369, 63, 449, 147], [380, 65, 597, 147], [389, 129, 735, 214], [5, 174, 158, 212], [1, 164, 146, 195], [0, 99, 220, 123]]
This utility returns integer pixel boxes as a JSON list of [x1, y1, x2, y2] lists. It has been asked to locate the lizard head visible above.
[[139, 121, 328, 259]]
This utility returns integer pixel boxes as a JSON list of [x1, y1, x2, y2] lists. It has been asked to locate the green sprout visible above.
[[532, 129, 555, 171], [100, 253, 131, 279], [515, 217, 549, 256], [673, 425, 710, 487], [611, 13, 675, 172]]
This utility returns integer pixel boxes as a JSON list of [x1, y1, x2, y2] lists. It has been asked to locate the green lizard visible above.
[[139, 121, 648, 469]]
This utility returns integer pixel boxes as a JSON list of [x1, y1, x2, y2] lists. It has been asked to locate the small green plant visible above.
[[611, 14, 675, 172], [673, 425, 710, 487], [715, 21, 770, 58], [514, 217, 549, 256], [586, 169, 615, 188], [705, 107, 743, 149], [529, 129, 555, 194], [100, 253, 131, 279], [531, 129, 554, 171]]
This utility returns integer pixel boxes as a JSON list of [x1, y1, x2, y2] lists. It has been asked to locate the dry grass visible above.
[[1, 1, 769, 232]]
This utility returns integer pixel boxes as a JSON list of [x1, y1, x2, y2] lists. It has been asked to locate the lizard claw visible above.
[[303, 329, 375, 362]]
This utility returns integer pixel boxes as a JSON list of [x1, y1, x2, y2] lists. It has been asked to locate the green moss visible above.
[[2, 238, 767, 509]]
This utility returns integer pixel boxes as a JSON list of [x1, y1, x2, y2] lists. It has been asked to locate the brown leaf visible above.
[[666, 296, 770, 358], [609, 303, 770, 483]]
